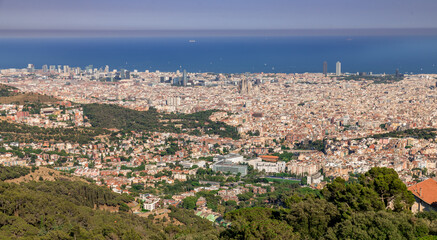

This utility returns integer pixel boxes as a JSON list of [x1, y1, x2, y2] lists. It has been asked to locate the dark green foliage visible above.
[[237, 192, 254, 202], [23, 180, 133, 208], [0, 173, 218, 239], [0, 121, 109, 144], [332, 211, 429, 239], [338, 74, 404, 84], [0, 165, 30, 181], [363, 128, 437, 140], [221, 207, 298, 240], [222, 167, 430, 240], [272, 151, 297, 162], [83, 103, 240, 139], [167, 206, 219, 239], [417, 211, 437, 235], [294, 139, 325, 152], [0, 84, 17, 97], [246, 130, 260, 137], [322, 177, 384, 215], [0, 180, 157, 239], [196, 190, 222, 211], [182, 196, 198, 209], [359, 167, 415, 210]]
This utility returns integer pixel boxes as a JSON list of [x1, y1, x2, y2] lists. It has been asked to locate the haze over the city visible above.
[[1, 0, 437, 37]]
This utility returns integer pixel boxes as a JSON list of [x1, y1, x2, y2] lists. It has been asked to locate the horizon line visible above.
[[1, 28, 437, 38]]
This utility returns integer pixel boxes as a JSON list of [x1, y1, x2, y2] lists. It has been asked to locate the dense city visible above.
[[1, 64, 437, 238]]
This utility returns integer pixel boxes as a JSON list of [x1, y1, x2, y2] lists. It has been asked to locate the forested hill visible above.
[[83, 103, 240, 139], [2, 166, 437, 239], [0, 120, 109, 144], [0, 166, 219, 239]]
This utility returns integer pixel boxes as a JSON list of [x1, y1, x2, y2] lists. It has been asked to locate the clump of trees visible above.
[[365, 128, 437, 140], [0, 168, 219, 239], [221, 167, 432, 240], [0, 165, 30, 180], [0, 121, 109, 144], [294, 139, 326, 152], [83, 103, 240, 139]]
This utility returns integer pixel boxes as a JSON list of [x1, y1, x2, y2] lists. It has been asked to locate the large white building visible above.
[[336, 61, 342, 76], [246, 158, 286, 173]]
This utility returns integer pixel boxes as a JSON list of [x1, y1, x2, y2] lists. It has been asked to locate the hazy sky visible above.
[[0, 0, 436, 31]]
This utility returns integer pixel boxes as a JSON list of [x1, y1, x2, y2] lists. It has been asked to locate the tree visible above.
[[359, 167, 415, 210], [182, 196, 198, 210]]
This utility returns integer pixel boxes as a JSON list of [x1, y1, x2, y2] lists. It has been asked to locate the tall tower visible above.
[[323, 61, 328, 77], [182, 70, 187, 86], [336, 61, 341, 76], [238, 79, 252, 95]]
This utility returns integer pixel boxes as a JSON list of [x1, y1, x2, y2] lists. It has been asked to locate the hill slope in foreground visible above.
[[2, 167, 437, 239], [0, 166, 219, 239]]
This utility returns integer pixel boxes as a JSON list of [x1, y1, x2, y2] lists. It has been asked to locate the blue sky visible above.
[[0, 0, 436, 32]]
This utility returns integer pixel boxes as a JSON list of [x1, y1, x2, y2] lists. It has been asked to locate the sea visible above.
[[0, 36, 437, 74]]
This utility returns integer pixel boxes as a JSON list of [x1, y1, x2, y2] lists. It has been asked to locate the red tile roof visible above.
[[408, 178, 437, 206]]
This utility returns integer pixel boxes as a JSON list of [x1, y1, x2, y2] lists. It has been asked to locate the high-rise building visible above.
[[323, 61, 328, 77], [49, 65, 56, 72], [27, 64, 35, 73], [120, 69, 130, 79], [182, 70, 187, 86], [85, 65, 93, 74], [42, 65, 48, 73], [166, 97, 181, 106], [336, 61, 341, 76]]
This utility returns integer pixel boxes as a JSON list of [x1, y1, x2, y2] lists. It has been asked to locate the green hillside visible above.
[[83, 103, 240, 139], [0, 167, 219, 239], [2, 166, 437, 239], [0, 120, 109, 144]]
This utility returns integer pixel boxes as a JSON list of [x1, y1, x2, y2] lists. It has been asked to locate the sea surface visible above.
[[0, 36, 437, 74]]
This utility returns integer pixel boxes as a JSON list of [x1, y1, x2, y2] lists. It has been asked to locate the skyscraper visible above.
[[323, 61, 327, 77], [182, 70, 187, 86], [336, 61, 341, 76], [27, 64, 35, 73]]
